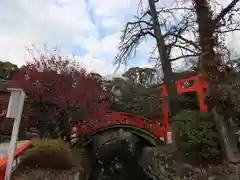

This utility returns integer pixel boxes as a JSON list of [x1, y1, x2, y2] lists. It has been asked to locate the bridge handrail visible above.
[[0, 140, 33, 180], [76, 112, 165, 142]]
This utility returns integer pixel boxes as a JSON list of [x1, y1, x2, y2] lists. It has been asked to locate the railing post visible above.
[[195, 75, 208, 112], [76, 121, 81, 137], [161, 85, 169, 143], [162, 98, 168, 142], [0, 141, 32, 180], [0, 168, 5, 180], [4, 89, 26, 180]]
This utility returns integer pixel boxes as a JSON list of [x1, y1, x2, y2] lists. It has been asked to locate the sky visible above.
[[0, 0, 239, 76]]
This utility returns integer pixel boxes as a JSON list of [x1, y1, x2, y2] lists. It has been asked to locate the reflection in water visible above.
[[89, 144, 151, 180]]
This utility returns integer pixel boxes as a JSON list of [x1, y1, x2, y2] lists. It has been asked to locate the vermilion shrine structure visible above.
[[75, 74, 209, 145]]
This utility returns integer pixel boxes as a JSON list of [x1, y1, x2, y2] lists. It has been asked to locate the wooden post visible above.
[[161, 85, 169, 143], [195, 75, 208, 112], [4, 88, 26, 180]]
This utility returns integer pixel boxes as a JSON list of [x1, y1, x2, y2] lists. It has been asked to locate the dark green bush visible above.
[[172, 110, 221, 163], [19, 139, 81, 170]]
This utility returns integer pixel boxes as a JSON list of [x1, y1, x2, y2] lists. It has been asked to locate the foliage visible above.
[[110, 94, 163, 120], [122, 67, 162, 87], [106, 76, 163, 119], [172, 110, 222, 163], [207, 70, 240, 126], [10, 50, 108, 138], [20, 139, 81, 170], [172, 71, 197, 81], [0, 61, 18, 80], [108, 66, 202, 119]]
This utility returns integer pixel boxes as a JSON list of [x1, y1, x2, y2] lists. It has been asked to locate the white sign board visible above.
[[4, 88, 26, 180], [6, 90, 22, 119], [167, 131, 172, 144]]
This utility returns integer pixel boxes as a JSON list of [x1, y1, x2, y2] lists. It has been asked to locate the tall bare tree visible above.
[[147, 0, 179, 115], [115, 0, 197, 115], [116, 0, 240, 114], [193, 0, 240, 164]]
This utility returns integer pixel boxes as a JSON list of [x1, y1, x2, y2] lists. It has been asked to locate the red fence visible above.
[[0, 141, 32, 180]]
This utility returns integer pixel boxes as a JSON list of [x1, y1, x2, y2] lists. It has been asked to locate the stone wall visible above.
[[11, 169, 80, 180], [139, 146, 231, 180]]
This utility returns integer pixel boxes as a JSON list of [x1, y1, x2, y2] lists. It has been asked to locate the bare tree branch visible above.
[[116, 0, 240, 75], [166, 33, 199, 50], [170, 54, 199, 61], [215, 0, 240, 23], [172, 44, 199, 55], [115, 0, 200, 69], [217, 28, 240, 33]]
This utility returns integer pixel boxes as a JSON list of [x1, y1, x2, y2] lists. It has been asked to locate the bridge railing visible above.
[[76, 112, 166, 142], [0, 141, 32, 180]]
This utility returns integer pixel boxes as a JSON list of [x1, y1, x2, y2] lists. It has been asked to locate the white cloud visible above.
[[89, 0, 134, 18], [1, 0, 239, 77], [0, 0, 114, 74], [0, 0, 151, 76], [101, 18, 121, 30], [101, 33, 120, 56], [76, 54, 109, 73], [0, 1, 93, 61]]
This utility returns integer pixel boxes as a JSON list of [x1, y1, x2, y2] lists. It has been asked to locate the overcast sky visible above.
[[0, 0, 239, 76]]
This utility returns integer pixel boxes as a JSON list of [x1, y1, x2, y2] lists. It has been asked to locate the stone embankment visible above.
[[140, 146, 231, 180]]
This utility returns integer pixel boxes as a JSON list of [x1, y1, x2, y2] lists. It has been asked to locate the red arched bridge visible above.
[[75, 74, 208, 146], [75, 112, 165, 146]]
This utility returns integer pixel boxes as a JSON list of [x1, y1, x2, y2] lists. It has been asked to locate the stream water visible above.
[[89, 145, 152, 180]]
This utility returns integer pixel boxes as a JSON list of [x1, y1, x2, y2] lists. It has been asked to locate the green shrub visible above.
[[19, 139, 81, 170], [172, 110, 221, 163]]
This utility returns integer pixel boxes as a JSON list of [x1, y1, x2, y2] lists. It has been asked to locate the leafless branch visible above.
[[215, 0, 240, 23], [170, 54, 199, 61], [167, 33, 199, 50], [115, 0, 200, 68], [172, 44, 199, 55], [115, 9, 155, 69], [217, 28, 240, 33]]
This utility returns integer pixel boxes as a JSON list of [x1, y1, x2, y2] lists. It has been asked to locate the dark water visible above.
[[89, 146, 151, 180]]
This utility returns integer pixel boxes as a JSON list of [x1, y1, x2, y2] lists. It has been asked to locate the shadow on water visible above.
[[89, 144, 152, 180]]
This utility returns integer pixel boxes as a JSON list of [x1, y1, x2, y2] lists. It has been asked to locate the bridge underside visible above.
[[72, 125, 165, 149]]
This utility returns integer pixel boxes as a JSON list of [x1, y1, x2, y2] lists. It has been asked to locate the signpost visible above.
[[4, 88, 26, 180]]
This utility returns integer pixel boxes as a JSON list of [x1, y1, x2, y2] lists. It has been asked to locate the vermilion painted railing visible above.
[[0, 141, 32, 180], [76, 74, 209, 144], [76, 112, 166, 138]]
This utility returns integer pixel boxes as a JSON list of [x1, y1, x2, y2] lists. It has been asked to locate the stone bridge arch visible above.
[[72, 124, 165, 148]]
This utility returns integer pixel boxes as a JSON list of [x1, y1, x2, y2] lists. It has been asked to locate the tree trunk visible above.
[[148, 0, 179, 116], [193, 0, 240, 163]]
